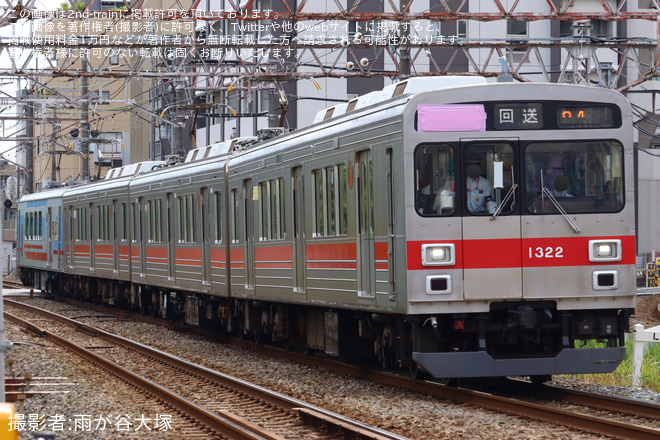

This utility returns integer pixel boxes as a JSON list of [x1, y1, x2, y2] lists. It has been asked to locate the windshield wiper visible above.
[[490, 184, 518, 220], [541, 187, 581, 234]]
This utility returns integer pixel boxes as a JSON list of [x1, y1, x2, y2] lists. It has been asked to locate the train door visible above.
[[138, 197, 146, 277], [243, 179, 255, 292], [201, 188, 211, 287], [386, 148, 397, 300], [67, 206, 73, 270], [56, 206, 62, 271], [292, 166, 306, 295], [167, 193, 175, 280], [88, 203, 95, 271], [112, 200, 119, 274], [460, 141, 523, 300], [356, 150, 376, 298], [46, 207, 53, 269]]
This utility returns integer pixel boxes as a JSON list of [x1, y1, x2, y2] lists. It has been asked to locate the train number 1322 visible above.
[[528, 246, 564, 259]]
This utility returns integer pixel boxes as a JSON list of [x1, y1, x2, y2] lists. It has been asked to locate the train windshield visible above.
[[525, 140, 624, 214], [415, 144, 455, 216]]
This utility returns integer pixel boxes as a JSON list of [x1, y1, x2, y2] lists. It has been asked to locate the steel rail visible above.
[[491, 377, 660, 421], [4, 311, 284, 440], [14, 297, 660, 440], [233, 340, 660, 440], [4, 300, 410, 440]]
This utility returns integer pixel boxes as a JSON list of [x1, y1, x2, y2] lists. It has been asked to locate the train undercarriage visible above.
[[23, 268, 631, 381]]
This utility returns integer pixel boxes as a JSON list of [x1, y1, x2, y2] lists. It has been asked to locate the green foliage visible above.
[[58, 1, 85, 11], [568, 338, 660, 391], [573, 339, 608, 349]]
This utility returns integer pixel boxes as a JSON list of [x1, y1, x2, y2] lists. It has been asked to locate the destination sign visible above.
[[493, 103, 544, 130], [556, 106, 618, 129]]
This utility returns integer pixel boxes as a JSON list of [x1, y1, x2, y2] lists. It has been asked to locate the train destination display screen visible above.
[[556, 105, 618, 129], [493, 103, 544, 130]]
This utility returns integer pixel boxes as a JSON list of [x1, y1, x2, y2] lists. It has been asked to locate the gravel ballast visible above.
[[3, 294, 660, 440]]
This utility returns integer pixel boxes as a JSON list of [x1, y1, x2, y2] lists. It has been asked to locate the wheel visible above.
[[408, 361, 427, 380], [436, 378, 458, 387], [253, 329, 263, 344], [378, 345, 386, 369], [530, 375, 552, 385]]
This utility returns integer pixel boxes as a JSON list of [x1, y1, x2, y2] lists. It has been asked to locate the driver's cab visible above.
[[414, 142, 517, 217]]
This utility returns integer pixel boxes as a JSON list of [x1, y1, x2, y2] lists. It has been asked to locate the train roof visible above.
[[104, 160, 167, 179], [183, 136, 257, 163], [312, 76, 488, 123], [128, 151, 228, 187], [18, 187, 68, 204]]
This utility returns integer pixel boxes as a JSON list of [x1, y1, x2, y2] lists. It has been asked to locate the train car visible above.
[[16, 187, 66, 290], [17, 77, 636, 381], [57, 161, 165, 303], [126, 152, 234, 322], [402, 80, 634, 379]]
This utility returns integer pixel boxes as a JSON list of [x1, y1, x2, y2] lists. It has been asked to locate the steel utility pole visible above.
[[81, 57, 89, 182], [399, 0, 411, 79]]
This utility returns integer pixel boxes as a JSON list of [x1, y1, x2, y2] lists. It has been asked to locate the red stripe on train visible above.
[[407, 236, 635, 270], [25, 252, 48, 261]]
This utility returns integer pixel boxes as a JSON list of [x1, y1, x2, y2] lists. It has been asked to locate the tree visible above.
[[58, 1, 85, 11]]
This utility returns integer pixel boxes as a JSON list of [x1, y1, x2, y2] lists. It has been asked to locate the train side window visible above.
[[214, 191, 223, 243], [38, 211, 42, 239], [326, 167, 336, 235], [148, 201, 154, 243], [178, 197, 185, 242], [121, 203, 128, 242], [177, 195, 197, 243], [131, 203, 139, 243], [187, 196, 194, 243], [272, 177, 285, 240], [525, 141, 624, 214], [97, 206, 103, 241], [76, 207, 88, 241], [258, 178, 285, 241], [147, 200, 162, 243], [259, 181, 272, 240], [414, 144, 455, 216], [97, 205, 110, 241], [313, 166, 345, 237], [339, 166, 348, 235], [312, 169, 325, 237], [230, 189, 239, 243]]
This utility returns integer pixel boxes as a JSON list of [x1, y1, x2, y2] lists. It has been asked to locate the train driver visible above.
[[466, 162, 497, 214], [541, 155, 573, 197]]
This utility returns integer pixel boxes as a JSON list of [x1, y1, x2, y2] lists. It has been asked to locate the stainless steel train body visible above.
[[17, 78, 636, 379]]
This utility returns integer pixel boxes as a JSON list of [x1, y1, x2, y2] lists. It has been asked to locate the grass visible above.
[[568, 338, 660, 391]]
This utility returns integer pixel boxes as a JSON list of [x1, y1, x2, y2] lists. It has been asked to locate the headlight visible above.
[[597, 244, 613, 256], [421, 243, 455, 266], [589, 239, 622, 262]]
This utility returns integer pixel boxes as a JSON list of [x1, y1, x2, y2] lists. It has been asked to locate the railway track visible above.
[[4, 299, 408, 440], [8, 296, 660, 439], [241, 341, 660, 440], [3, 279, 30, 290]]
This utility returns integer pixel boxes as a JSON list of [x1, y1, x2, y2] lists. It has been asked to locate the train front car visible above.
[[17, 188, 66, 290], [405, 83, 635, 380]]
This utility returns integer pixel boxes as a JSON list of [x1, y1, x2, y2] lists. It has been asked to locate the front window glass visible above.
[[415, 144, 455, 216], [464, 143, 516, 216], [525, 141, 624, 213]]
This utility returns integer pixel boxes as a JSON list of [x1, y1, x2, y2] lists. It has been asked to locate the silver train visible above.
[[17, 77, 636, 380]]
